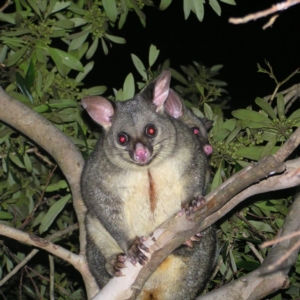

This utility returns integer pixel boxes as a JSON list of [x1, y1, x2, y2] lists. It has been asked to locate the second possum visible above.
[[81, 70, 217, 300]]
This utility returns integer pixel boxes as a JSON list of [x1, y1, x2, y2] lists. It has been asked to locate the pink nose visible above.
[[134, 143, 150, 164]]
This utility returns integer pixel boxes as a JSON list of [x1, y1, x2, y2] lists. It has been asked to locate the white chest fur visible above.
[[119, 155, 190, 239]]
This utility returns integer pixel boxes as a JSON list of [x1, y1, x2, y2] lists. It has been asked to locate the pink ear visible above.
[[153, 70, 171, 111], [165, 89, 183, 119], [82, 96, 114, 127]]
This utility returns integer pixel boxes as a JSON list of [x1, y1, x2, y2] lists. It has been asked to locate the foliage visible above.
[[0, 0, 300, 299]]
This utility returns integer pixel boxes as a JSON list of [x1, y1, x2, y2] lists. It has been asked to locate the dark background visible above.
[[87, 0, 300, 110]]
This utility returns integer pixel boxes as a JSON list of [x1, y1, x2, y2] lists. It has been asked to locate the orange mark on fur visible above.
[[148, 170, 157, 213]]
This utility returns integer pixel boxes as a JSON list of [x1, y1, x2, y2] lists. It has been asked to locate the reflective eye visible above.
[[192, 127, 200, 136], [117, 132, 129, 145], [145, 124, 157, 137]]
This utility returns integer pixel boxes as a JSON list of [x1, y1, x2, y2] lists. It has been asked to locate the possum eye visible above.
[[117, 132, 129, 145], [145, 124, 157, 137], [192, 127, 200, 136]]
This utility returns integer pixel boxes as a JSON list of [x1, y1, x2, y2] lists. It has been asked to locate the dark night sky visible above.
[[86, 0, 300, 110]]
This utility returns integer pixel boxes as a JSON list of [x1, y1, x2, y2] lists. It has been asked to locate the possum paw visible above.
[[128, 236, 149, 266], [184, 232, 203, 248], [106, 253, 127, 277]]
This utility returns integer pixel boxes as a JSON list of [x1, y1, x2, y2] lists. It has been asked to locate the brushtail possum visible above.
[[81, 70, 217, 300]]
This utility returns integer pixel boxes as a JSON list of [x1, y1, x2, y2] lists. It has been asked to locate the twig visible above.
[[229, 0, 300, 25]]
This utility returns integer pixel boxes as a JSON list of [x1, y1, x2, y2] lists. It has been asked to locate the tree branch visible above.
[[229, 0, 300, 25]]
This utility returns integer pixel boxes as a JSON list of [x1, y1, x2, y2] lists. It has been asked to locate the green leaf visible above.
[[211, 162, 223, 191], [102, 0, 118, 22], [53, 20, 75, 29], [255, 201, 279, 212], [69, 31, 89, 52], [69, 17, 87, 27], [235, 147, 263, 160], [223, 118, 236, 131], [226, 127, 240, 144], [131, 54, 147, 79], [9, 153, 25, 168], [39, 194, 71, 234], [148, 45, 160, 68], [183, 0, 192, 19], [0, 12, 16, 24], [193, 0, 204, 21], [239, 120, 272, 129], [101, 38, 109, 55], [86, 86, 107, 95], [288, 108, 300, 122], [259, 135, 277, 159], [49, 1, 71, 15], [45, 180, 68, 192], [48, 99, 77, 108], [236, 260, 260, 271], [76, 61, 94, 82], [5, 46, 29, 67], [25, 59, 35, 89], [123, 73, 135, 100], [105, 34, 126, 44], [0, 211, 13, 220], [23, 152, 33, 173], [232, 109, 272, 123], [248, 220, 274, 233], [16, 73, 34, 104], [159, 0, 172, 10], [170, 68, 188, 85], [219, 0, 236, 4], [276, 94, 285, 119], [33, 104, 50, 113], [214, 129, 231, 142], [209, 0, 221, 16], [27, 0, 42, 17], [47, 47, 84, 73], [255, 97, 276, 120], [203, 103, 214, 121], [86, 38, 98, 59]]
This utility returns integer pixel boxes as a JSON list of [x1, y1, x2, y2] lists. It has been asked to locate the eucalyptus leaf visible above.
[[101, 38, 108, 55], [33, 104, 50, 113], [45, 180, 69, 192], [214, 129, 231, 142], [39, 194, 71, 234], [223, 118, 236, 131], [25, 59, 35, 89]]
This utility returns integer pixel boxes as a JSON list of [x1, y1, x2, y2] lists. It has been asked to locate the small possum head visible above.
[[165, 89, 213, 156], [82, 71, 180, 169]]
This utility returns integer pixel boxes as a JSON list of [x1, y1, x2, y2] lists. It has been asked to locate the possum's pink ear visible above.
[[82, 96, 114, 128], [164, 88, 183, 119], [152, 70, 171, 112]]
